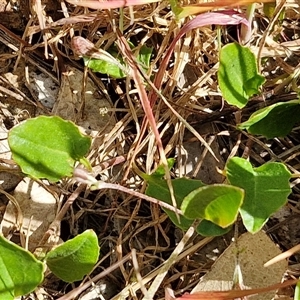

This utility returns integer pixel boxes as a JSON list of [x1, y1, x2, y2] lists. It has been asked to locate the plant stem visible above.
[[92, 181, 183, 215], [240, 3, 255, 44], [119, 7, 124, 33]]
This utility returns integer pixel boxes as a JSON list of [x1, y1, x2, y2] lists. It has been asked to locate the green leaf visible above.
[[8, 116, 91, 182], [263, 2, 285, 20], [169, 0, 183, 19], [263, 2, 276, 18], [196, 220, 232, 237], [151, 158, 176, 177], [238, 99, 300, 139], [218, 43, 265, 108], [46, 230, 100, 283], [145, 177, 206, 230], [294, 280, 300, 300], [138, 44, 153, 70], [86, 43, 153, 78], [181, 184, 244, 228], [0, 236, 44, 299], [84, 56, 126, 79], [226, 157, 291, 233]]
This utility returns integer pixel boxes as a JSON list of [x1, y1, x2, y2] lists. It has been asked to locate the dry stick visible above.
[[110, 236, 214, 300], [54, 185, 86, 224], [264, 243, 300, 267], [134, 72, 221, 173], [0, 188, 24, 245], [0, 23, 59, 84], [240, 3, 255, 44], [142, 226, 195, 300], [122, 117, 148, 182], [0, 23, 30, 47], [191, 135, 216, 178], [33, 0, 49, 58], [0, 86, 24, 101], [257, 0, 286, 71], [34, 184, 86, 255], [0, 75, 37, 107], [57, 252, 133, 300], [131, 249, 150, 298]]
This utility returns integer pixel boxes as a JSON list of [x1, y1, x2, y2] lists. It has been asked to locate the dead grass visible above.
[[1, 0, 300, 299]]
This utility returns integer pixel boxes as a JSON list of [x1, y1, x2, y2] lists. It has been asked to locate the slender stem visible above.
[[216, 25, 222, 52], [240, 4, 255, 44], [92, 181, 183, 215], [291, 173, 300, 178], [119, 7, 124, 33]]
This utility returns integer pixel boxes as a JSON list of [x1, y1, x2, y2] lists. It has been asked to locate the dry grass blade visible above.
[[146, 11, 248, 162], [142, 226, 194, 300], [172, 279, 299, 300], [111, 236, 214, 300], [113, 27, 179, 218], [264, 244, 300, 267], [0, 188, 23, 243], [257, 0, 287, 70], [1, 0, 300, 299]]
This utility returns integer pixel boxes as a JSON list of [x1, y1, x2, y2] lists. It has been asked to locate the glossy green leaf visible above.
[[84, 56, 126, 79], [0, 236, 44, 299], [218, 43, 265, 108], [226, 157, 291, 233], [86, 43, 153, 78], [238, 99, 300, 139], [8, 116, 91, 182], [46, 230, 100, 283], [145, 177, 206, 230], [181, 184, 244, 228], [196, 220, 232, 236], [151, 158, 176, 177]]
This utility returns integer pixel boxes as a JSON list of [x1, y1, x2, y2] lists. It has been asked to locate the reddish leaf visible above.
[[178, 0, 275, 19], [183, 0, 274, 9], [66, 0, 160, 9], [66, 0, 274, 16]]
